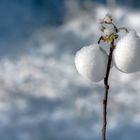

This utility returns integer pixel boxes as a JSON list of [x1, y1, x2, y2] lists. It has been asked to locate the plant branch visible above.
[[102, 39, 115, 140], [118, 27, 128, 33]]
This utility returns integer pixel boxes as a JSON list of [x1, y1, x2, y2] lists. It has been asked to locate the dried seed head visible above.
[[104, 14, 113, 24]]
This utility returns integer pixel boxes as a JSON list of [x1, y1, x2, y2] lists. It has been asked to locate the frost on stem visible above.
[[98, 14, 128, 44]]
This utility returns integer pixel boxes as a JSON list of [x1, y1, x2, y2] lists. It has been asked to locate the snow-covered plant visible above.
[[75, 14, 140, 140]]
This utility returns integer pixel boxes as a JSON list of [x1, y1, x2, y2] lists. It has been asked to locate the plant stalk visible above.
[[102, 40, 115, 140]]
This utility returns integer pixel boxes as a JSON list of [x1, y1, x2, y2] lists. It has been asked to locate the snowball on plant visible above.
[[75, 44, 108, 82], [114, 30, 140, 73]]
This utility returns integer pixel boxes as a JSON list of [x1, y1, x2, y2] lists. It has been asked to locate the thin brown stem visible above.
[[102, 40, 115, 140], [118, 27, 128, 33]]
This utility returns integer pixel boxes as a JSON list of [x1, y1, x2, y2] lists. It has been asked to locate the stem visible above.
[[102, 40, 115, 140], [118, 27, 128, 33]]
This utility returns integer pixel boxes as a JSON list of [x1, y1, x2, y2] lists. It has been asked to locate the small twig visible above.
[[98, 36, 104, 44], [102, 39, 115, 140], [112, 23, 118, 33], [118, 27, 128, 33]]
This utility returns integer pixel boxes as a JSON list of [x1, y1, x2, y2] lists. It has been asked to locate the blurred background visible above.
[[0, 0, 140, 140]]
